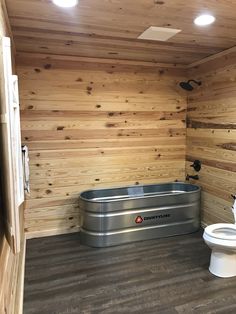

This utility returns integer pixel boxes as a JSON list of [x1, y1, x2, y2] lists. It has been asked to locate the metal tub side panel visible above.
[[80, 220, 200, 248], [81, 201, 200, 232]]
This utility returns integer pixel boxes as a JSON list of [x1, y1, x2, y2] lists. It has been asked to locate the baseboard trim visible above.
[[26, 226, 80, 240]]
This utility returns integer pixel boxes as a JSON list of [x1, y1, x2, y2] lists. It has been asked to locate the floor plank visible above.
[[24, 231, 236, 314]]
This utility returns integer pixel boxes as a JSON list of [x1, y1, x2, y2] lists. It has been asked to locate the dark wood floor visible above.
[[24, 231, 236, 314]]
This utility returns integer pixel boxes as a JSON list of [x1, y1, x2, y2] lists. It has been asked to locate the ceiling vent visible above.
[[138, 26, 181, 41]]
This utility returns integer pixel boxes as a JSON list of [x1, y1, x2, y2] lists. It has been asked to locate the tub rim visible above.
[[79, 181, 201, 204]]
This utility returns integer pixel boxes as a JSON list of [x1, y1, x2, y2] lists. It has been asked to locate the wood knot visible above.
[[44, 64, 52, 70], [57, 126, 65, 131], [106, 123, 116, 128]]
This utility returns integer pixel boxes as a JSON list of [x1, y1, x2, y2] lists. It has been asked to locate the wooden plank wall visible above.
[[0, 1, 25, 313], [17, 53, 187, 238], [186, 52, 236, 226]]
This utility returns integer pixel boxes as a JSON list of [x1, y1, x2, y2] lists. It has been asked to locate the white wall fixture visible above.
[[232, 195, 236, 223], [22, 145, 30, 194], [194, 14, 215, 26], [52, 0, 78, 8]]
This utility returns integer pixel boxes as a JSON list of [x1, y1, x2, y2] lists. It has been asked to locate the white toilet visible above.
[[203, 223, 236, 278]]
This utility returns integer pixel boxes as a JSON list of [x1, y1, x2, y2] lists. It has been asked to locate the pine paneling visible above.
[[5, 0, 236, 65], [186, 51, 236, 225], [17, 52, 187, 237]]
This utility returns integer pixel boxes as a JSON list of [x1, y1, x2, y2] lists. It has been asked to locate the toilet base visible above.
[[209, 250, 236, 278]]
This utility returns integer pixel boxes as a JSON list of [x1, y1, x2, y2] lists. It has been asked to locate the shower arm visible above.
[[187, 79, 201, 86]]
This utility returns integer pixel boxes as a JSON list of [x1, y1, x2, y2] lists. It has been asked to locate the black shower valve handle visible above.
[[231, 194, 236, 200], [186, 174, 199, 181]]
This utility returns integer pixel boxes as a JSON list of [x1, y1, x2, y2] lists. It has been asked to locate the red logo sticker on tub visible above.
[[135, 216, 143, 224]]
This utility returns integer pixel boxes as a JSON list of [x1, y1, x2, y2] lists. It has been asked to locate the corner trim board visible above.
[[187, 45, 236, 69]]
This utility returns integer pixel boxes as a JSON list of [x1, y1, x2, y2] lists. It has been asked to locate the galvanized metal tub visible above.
[[79, 182, 201, 247]]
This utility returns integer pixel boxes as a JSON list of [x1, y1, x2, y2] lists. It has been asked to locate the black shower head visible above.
[[179, 79, 201, 91]]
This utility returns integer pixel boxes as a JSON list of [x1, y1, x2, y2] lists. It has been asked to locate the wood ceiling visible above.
[[5, 0, 236, 66]]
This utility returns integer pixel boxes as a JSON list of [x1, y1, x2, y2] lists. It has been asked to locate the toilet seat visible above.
[[204, 223, 236, 241]]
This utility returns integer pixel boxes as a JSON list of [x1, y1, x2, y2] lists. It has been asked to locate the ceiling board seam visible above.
[[16, 51, 187, 69]]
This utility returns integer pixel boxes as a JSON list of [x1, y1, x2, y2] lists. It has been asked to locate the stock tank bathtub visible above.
[[79, 182, 201, 247]]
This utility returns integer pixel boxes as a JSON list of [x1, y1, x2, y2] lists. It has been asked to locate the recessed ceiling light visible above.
[[194, 14, 215, 26], [52, 0, 78, 8]]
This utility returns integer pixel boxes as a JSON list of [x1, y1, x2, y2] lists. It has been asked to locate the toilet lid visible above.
[[205, 223, 236, 240]]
